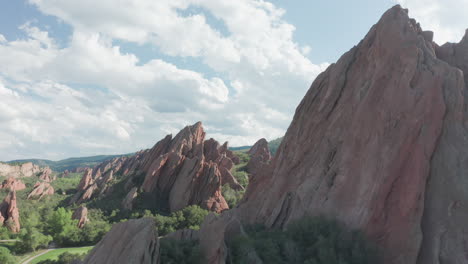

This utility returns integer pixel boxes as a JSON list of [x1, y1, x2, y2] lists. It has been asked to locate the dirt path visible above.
[[20, 249, 53, 264]]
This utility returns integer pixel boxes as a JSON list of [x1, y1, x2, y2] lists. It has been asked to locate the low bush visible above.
[[228, 216, 378, 264]]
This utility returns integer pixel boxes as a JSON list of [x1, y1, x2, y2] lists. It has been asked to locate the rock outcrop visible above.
[[122, 187, 138, 211], [38, 167, 53, 182], [72, 122, 239, 213], [28, 182, 54, 200], [72, 206, 89, 228], [0, 162, 45, 178], [246, 138, 271, 175], [0, 177, 26, 191], [0, 191, 20, 233], [83, 218, 159, 264], [197, 5, 468, 264]]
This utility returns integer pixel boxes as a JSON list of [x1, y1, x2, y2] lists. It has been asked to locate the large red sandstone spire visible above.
[[199, 5, 468, 264]]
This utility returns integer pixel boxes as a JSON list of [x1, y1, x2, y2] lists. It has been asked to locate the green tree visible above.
[[46, 207, 80, 246], [0, 246, 16, 264], [15, 227, 52, 253]]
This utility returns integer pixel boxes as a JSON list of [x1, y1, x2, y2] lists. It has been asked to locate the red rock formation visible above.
[[0, 177, 26, 191], [197, 5, 468, 264], [38, 167, 53, 182], [246, 138, 271, 175], [72, 122, 238, 213], [72, 206, 89, 228], [0, 191, 20, 233], [28, 182, 54, 200], [122, 187, 138, 210], [83, 218, 159, 264]]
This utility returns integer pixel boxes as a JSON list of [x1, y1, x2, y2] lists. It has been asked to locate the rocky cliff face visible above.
[[198, 5, 468, 264], [0, 162, 45, 178], [83, 218, 159, 264], [72, 122, 240, 213], [0, 191, 20, 233]]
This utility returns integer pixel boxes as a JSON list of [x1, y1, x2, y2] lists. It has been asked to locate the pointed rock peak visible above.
[[461, 28, 468, 44], [247, 138, 269, 155]]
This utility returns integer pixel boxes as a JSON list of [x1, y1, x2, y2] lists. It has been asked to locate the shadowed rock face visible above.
[[83, 218, 159, 264], [0, 191, 20, 233], [199, 5, 468, 264], [72, 206, 89, 228], [72, 122, 238, 213]]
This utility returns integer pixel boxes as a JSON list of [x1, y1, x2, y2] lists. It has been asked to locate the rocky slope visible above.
[[197, 5, 468, 264], [0, 191, 20, 233], [71, 122, 241, 213], [83, 218, 159, 264], [0, 162, 47, 178]]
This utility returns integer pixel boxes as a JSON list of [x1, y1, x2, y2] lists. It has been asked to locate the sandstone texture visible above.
[[0, 177, 26, 191], [0, 162, 45, 178], [72, 206, 89, 228], [83, 218, 159, 264], [28, 182, 55, 200], [246, 138, 271, 175], [199, 5, 468, 264], [72, 122, 239, 213], [0, 191, 20, 233]]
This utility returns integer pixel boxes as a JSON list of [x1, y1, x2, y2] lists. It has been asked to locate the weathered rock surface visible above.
[[0, 162, 45, 178], [198, 5, 468, 264], [122, 187, 138, 210], [83, 218, 159, 264], [72, 122, 238, 213], [0, 191, 20, 233], [246, 138, 271, 175], [0, 177, 26, 191], [28, 182, 54, 200], [72, 206, 89, 228]]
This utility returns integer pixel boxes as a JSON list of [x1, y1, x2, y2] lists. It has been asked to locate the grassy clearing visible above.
[[29, 246, 93, 264]]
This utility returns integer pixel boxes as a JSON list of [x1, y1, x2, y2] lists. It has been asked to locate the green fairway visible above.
[[29, 246, 93, 264]]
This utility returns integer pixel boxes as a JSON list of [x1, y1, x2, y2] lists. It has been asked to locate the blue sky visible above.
[[0, 0, 467, 160]]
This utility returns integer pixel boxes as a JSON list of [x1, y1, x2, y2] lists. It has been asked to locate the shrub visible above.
[[160, 239, 203, 264], [228, 216, 378, 264], [0, 246, 16, 264]]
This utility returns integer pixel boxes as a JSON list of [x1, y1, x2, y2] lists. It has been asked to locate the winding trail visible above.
[[20, 249, 53, 264]]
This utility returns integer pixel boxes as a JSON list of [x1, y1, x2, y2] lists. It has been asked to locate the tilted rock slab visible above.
[[83, 218, 159, 264], [199, 5, 468, 264]]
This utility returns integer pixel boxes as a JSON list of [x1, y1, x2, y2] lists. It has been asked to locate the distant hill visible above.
[[229, 146, 251, 151], [7, 154, 133, 172]]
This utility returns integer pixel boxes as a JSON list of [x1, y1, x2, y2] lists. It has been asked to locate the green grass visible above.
[[29, 246, 93, 264]]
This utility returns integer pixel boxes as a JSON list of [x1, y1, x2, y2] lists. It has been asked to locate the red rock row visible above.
[[198, 5, 468, 264], [71, 122, 240, 213], [0, 191, 20, 233]]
